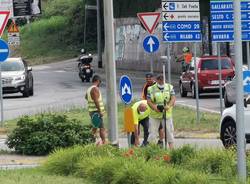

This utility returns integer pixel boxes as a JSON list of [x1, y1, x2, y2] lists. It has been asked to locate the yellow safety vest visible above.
[[131, 100, 150, 125], [147, 83, 173, 119], [86, 85, 105, 113]]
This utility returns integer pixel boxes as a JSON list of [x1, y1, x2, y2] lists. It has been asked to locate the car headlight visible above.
[[14, 75, 25, 81]]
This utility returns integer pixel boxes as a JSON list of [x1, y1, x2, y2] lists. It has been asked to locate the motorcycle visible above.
[[78, 49, 94, 82]]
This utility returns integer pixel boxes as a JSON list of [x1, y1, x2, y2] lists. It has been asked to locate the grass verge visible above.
[[3, 105, 220, 135]]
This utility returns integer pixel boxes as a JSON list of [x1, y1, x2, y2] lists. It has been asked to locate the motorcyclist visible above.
[[176, 47, 192, 72]]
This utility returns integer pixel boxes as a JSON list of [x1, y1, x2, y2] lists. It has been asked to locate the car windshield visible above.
[[1, 60, 25, 71], [201, 59, 231, 70]]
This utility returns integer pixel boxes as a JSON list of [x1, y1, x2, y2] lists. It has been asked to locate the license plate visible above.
[[211, 80, 224, 85]]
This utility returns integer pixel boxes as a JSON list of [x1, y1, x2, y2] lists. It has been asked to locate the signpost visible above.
[[137, 12, 161, 73], [243, 70, 250, 94], [0, 11, 10, 37], [119, 75, 133, 147], [0, 39, 9, 127], [8, 20, 20, 46], [119, 75, 133, 105], [162, 0, 201, 125]]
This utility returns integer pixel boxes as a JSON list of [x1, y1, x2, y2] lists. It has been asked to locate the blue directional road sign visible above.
[[119, 75, 133, 105], [163, 32, 201, 42], [243, 71, 250, 94], [162, 21, 201, 32], [143, 35, 159, 53], [0, 39, 9, 62], [210, 0, 250, 42]]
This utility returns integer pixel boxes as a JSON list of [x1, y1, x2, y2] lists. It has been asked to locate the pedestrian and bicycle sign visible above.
[[162, 0, 201, 42], [143, 35, 159, 53], [210, 0, 250, 42], [243, 70, 250, 94], [119, 75, 133, 105], [0, 39, 9, 62]]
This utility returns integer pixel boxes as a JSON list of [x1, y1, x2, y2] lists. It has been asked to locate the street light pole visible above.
[[96, 0, 102, 68], [233, 0, 246, 182], [103, 0, 118, 145]]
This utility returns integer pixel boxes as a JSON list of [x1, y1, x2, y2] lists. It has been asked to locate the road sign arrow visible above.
[[163, 2, 168, 10], [0, 11, 10, 37], [147, 37, 155, 52]]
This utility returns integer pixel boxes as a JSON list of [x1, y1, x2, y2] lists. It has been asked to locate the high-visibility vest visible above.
[[147, 83, 173, 119], [184, 53, 192, 64], [86, 85, 105, 113], [131, 100, 150, 125]]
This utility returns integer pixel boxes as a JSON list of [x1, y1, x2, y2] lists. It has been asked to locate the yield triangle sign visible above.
[[137, 12, 161, 34], [8, 20, 19, 33], [0, 11, 10, 37]]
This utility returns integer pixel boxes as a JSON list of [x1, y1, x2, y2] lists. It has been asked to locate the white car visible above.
[[220, 97, 250, 148]]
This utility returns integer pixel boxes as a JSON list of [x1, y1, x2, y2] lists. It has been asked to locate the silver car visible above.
[[223, 65, 248, 107], [2, 58, 34, 97]]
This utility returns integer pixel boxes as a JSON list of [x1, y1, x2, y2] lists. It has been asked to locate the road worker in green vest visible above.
[[85, 75, 106, 144], [130, 100, 150, 147], [147, 74, 176, 149]]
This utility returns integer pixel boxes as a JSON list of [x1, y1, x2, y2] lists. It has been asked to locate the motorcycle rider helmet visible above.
[[182, 47, 190, 53], [81, 48, 85, 54]]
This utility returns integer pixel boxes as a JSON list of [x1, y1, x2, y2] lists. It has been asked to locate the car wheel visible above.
[[179, 82, 187, 97], [224, 92, 233, 108], [22, 87, 29, 97], [29, 77, 34, 96], [191, 84, 198, 99], [221, 119, 236, 148]]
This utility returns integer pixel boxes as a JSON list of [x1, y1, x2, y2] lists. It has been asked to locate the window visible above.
[[201, 59, 231, 70], [2, 60, 25, 71]]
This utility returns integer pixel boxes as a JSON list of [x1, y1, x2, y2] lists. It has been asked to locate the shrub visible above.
[[6, 114, 94, 155], [185, 149, 236, 178], [169, 145, 196, 165]]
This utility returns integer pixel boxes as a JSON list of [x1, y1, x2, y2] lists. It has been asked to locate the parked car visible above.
[[220, 97, 250, 148], [179, 56, 235, 98], [2, 58, 33, 97], [223, 65, 248, 107]]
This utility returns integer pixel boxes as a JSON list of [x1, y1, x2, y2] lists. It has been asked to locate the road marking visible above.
[[55, 70, 66, 73], [177, 103, 220, 114]]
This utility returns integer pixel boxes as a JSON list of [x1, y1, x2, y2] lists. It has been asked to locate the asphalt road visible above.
[[2, 58, 223, 121]]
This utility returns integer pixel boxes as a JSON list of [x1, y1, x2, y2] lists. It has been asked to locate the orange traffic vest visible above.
[[184, 53, 192, 64]]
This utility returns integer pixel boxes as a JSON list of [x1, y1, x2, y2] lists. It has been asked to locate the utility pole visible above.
[[103, 0, 118, 145], [233, 0, 246, 182], [96, 0, 102, 68]]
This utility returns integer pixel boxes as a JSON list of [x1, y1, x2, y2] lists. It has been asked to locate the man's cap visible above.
[[145, 73, 154, 78]]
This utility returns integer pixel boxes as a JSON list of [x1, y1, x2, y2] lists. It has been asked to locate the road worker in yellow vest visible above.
[[130, 100, 150, 147], [85, 75, 106, 144], [147, 74, 176, 149]]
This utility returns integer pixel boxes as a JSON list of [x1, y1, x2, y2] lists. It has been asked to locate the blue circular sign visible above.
[[119, 75, 133, 105], [143, 35, 160, 53], [0, 39, 9, 62]]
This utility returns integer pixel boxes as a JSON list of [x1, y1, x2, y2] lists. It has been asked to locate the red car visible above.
[[179, 56, 235, 98]]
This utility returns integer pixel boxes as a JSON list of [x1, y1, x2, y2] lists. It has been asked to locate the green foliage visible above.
[[6, 114, 94, 155], [169, 144, 196, 165], [185, 149, 237, 178]]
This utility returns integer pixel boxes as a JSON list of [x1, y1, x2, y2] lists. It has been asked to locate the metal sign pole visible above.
[[194, 43, 200, 123], [103, 0, 118, 145], [217, 43, 223, 115], [0, 63, 3, 127], [167, 43, 171, 83], [150, 53, 154, 74], [233, 0, 246, 182], [247, 42, 250, 70]]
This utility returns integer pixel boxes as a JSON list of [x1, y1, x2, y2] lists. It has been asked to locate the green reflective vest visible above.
[[86, 85, 105, 113], [131, 100, 150, 125], [147, 83, 173, 119]]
